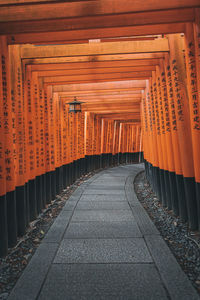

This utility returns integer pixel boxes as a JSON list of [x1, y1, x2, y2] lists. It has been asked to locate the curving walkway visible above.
[[8, 164, 199, 300]]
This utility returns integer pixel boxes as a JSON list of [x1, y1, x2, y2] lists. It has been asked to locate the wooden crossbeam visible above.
[[7, 23, 186, 44], [52, 80, 146, 92], [84, 109, 140, 113], [42, 72, 151, 84], [30, 59, 160, 71], [23, 53, 165, 65], [60, 94, 142, 101], [0, 0, 198, 21], [36, 66, 156, 77], [21, 39, 169, 59], [97, 113, 140, 118], [0, 8, 194, 35]]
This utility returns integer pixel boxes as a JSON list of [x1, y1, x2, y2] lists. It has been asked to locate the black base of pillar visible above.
[[71, 161, 75, 183], [36, 176, 42, 215], [159, 169, 167, 207], [169, 172, 179, 216], [51, 170, 56, 199], [76, 159, 80, 179], [164, 170, 172, 210], [46, 172, 52, 204], [176, 174, 188, 223], [196, 182, 200, 230], [152, 164, 157, 193], [29, 179, 37, 221], [42, 174, 46, 209], [59, 166, 64, 191], [56, 167, 60, 195], [119, 152, 123, 164], [184, 177, 198, 230], [81, 158, 85, 175], [74, 160, 78, 181], [56, 166, 63, 195], [66, 164, 70, 186], [85, 156, 89, 173], [16, 185, 26, 236], [0, 195, 8, 257], [25, 182, 30, 227], [155, 167, 162, 201], [108, 153, 112, 166], [68, 163, 72, 185], [63, 165, 67, 189], [7, 190, 17, 248]]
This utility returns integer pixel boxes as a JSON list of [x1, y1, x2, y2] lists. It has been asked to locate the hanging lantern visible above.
[[68, 96, 83, 113]]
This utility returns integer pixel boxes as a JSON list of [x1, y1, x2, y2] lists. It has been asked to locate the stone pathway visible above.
[[8, 164, 199, 300]]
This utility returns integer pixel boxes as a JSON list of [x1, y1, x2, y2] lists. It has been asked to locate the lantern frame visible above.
[[68, 96, 83, 113]]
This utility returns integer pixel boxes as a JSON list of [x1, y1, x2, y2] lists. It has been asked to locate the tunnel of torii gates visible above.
[[0, 1, 200, 257]]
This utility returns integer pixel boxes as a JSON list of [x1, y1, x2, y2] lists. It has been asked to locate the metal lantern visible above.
[[68, 96, 83, 113]]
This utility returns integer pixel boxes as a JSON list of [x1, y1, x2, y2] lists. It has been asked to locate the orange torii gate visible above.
[[0, 1, 200, 259]]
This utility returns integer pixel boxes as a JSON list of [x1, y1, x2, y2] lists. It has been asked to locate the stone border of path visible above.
[[8, 165, 199, 300]]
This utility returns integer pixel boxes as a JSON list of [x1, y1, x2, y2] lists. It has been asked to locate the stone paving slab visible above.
[[64, 221, 142, 239], [80, 194, 126, 201], [71, 209, 134, 222], [38, 264, 168, 300], [76, 200, 130, 210], [54, 238, 153, 263], [83, 189, 125, 195], [86, 184, 125, 189]]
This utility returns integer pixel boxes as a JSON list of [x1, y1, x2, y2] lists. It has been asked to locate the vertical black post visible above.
[[36, 176, 42, 214], [6, 190, 17, 248], [176, 174, 188, 222], [155, 167, 162, 201], [25, 182, 30, 226], [56, 167, 59, 195], [63, 165, 67, 189], [0, 195, 8, 257], [51, 170, 56, 199], [66, 164, 70, 186], [59, 165, 64, 191], [29, 178, 37, 221], [46, 172, 52, 204], [184, 177, 198, 230], [164, 170, 172, 210], [196, 182, 200, 230], [16, 185, 26, 236], [42, 174, 47, 208], [169, 172, 179, 216], [159, 169, 167, 207]]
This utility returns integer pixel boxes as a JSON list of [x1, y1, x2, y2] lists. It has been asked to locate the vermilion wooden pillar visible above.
[[184, 22, 200, 229], [1, 37, 17, 255], [163, 54, 187, 222], [0, 36, 8, 257], [24, 65, 37, 221], [152, 72, 166, 207], [9, 45, 26, 238], [159, 59, 179, 216], [169, 34, 197, 230], [156, 66, 172, 209]]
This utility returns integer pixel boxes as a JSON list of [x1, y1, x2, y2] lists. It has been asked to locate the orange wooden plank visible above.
[[0, 0, 198, 22], [0, 8, 194, 35]]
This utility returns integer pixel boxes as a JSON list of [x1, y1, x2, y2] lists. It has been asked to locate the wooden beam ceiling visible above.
[[2, 1, 198, 123]]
